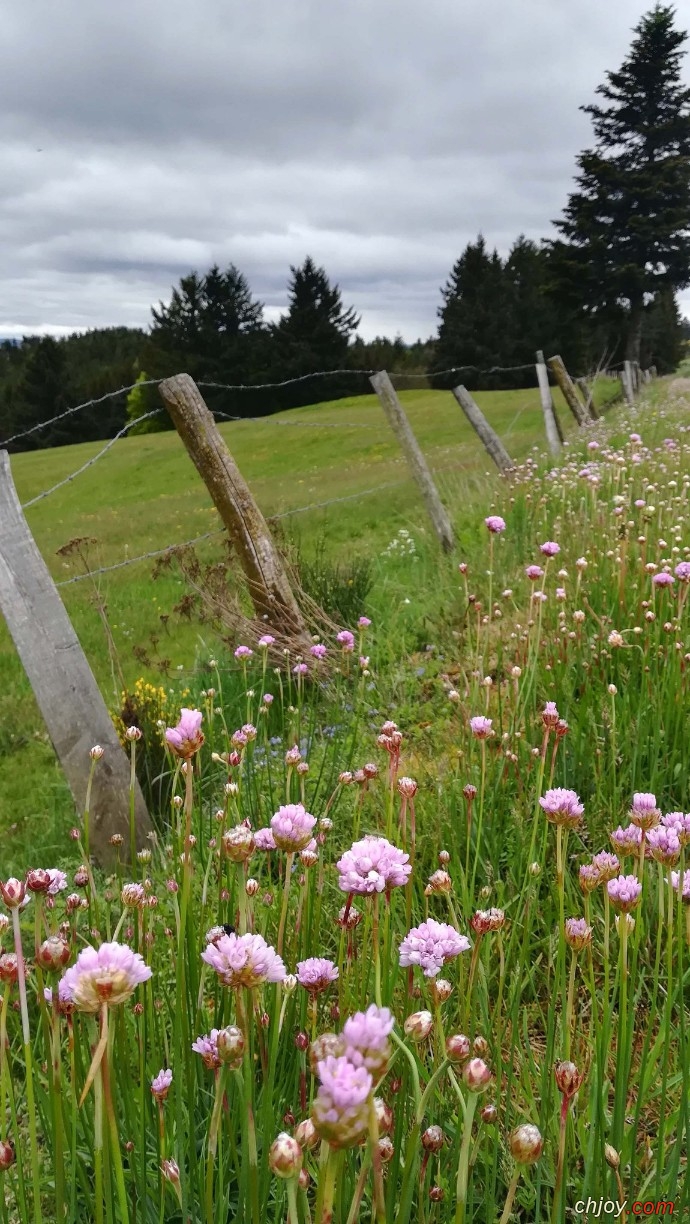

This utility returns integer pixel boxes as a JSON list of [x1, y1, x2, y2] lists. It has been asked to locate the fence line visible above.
[[54, 479, 409, 588]]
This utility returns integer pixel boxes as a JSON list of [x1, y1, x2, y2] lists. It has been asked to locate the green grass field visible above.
[[1, 380, 620, 864]]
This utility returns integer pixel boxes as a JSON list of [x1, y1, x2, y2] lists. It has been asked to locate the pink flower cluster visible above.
[[296, 958, 339, 994], [485, 515, 506, 534], [336, 836, 411, 895], [270, 804, 316, 852], [469, 716, 493, 740], [165, 709, 204, 758], [607, 875, 643, 912], [539, 789, 584, 828], [311, 1004, 393, 1147], [59, 942, 152, 1013], [398, 919, 471, 977], [201, 932, 285, 989]]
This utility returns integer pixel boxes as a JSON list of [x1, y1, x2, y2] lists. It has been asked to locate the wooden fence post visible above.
[[622, 361, 635, 405], [158, 374, 312, 641], [369, 371, 455, 552], [547, 355, 590, 427], [451, 385, 516, 474], [0, 451, 150, 866], [535, 351, 562, 456]]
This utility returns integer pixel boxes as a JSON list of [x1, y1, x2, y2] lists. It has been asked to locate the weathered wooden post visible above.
[[535, 351, 562, 456], [547, 355, 590, 427], [451, 385, 515, 474], [158, 374, 312, 640], [369, 371, 455, 552], [0, 451, 151, 865], [622, 361, 636, 405]]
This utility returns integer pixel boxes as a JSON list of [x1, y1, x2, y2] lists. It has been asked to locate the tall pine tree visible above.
[[434, 236, 512, 388], [271, 257, 360, 406], [551, 4, 690, 364]]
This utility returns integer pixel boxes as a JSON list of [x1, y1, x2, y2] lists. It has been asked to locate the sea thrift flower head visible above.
[[343, 1004, 394, 1077], [0, 954, 18, 983], [432, 978, 453, 1002], [36, 935, 71, 972], [269, 1133, 303, 1179], [647, 826, 681, 865], [511, 1124, 543, 1165], [399, 920, 471, 977], [579, 864, 600, 894], [653, 571, 674, 588], [358, 616, 372, 628], [202, 932, 285, 989], [540, 541, 560, 557], [469, 716, 493, 740], [336, 630, 355, 652], [59, 942, 152, 1012], [121, 883, 147, 909], [254, 828, 277, 851], [675, 561, 690, 581], [555, 1060, 583, 1099], [608, 630, 624, 648], [294, 1119, 319, 1150], [165, 709, 204, 758], [610, 823, 643, 855], [336, 836, 411, 894], [285, 746, 302, 767], [397, 776, 418, 798], [463, 1058, 492, 1093], [607, 875, 643, 912], [151, 1069, 173, 1101], [446, 1033, 472, 1063], [222, 825, 255, 863], [337, 904, 362, 930], [0, 1142, 15, 1171], [404, 1010, 434, 1042], [46, 869, 68, 896], [539, 789, 584, 828], [89, 745, 104, 761], [485, 515, 506, 534], [293, 663, 308, 677], [192, 1031, 221, 1070], [257, 635, 275, 648], [591, 851, 620, 882], [234, 645, 253, 660], [463, 784, 478, 802], [26, 869, 52, 893], [0, 879, 26, 908], [217, 1026, 245, 1066], [125, 726, 142, 742], [425, 870, 452, 896], [422, 1125, 445, 1152], [671, 870, 690, 902], [630, 792, 661, 831], [311, 1055, 372, 1148], [525, 565, 544, 581], [542, 701, 560, 728], [297, 958, 339, 994], [310, 644, 327, 659], [271, 804, 316, 852], [564, 918, 592, 952]]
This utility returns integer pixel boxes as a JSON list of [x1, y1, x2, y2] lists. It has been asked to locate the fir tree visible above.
[[551, 4, 690, 364], [434, 236, 511, 388]]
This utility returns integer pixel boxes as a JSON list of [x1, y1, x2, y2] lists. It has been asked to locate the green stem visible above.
[[498, 1169, 521, 1224], [455, 1092, 478, 1224], [11, 907, 42, 1224], [277, 852, 295, 959]]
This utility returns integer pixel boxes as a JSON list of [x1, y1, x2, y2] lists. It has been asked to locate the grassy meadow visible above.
[[3, 372, 690, 1221]]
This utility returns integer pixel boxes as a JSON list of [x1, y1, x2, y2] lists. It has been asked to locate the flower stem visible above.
[[11, 907, 42, 1224], [455, 1091, 478, 1224], [498, 1168, 521, 1224], [277, 852, 295, 959]]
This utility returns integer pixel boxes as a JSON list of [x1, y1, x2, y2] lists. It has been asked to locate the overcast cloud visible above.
[[1, 0, 688, 342]]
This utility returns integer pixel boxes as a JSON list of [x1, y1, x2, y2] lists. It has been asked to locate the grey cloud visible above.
[[0, 0, 688, 342]]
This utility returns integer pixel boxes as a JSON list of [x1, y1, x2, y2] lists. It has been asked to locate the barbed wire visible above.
[[20, 410, 163, 509], [0, 380, 162, 448], [54, 479, 409, 587]]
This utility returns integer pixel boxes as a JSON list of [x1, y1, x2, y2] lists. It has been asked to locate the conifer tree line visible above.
[[1, 3, 689, 451]]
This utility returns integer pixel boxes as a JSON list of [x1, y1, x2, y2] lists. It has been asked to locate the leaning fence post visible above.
[[158, 374, 312, 641], [370, 371, 455, 552], [535, 351, 562, 456], [451, 385, 515, 474], [547, 355, 590, 427], [0, 451, 151, 866], [622, 361, 636, 405]]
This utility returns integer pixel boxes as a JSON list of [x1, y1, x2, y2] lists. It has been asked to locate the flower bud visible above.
[[26, 869, 52, 894], [0, 1140, 15, 1170], [480, 1104, 498, 1125], [472, 1036, 489, 1058], [554, 1061, 582, 1098], [378, 1135, 394, 1163], [528, 862, 541, 877], [283, 974, 298, 995], [217, 1026, 245, 1065], [245, 878, 259, 897], [125, 726, 142, 741], [373, 1097, 393, 1134], [432, 979, 452, 1003], [294, 1031, 309, 1052], [404, 1011, 433, 1042], [509, 1124, 543, 1165], [36, 936, 71, 972], [308, 1032, 344, 1075], [445, 1033, 471, 1063], [429, 1186, 444, 1203], [605, 1143, 620, 1170], [298, 1168, 310, 1190], [222, 826, 255, 864], [398, 777, 418, 798], [462, 1058, 492, 1093], [294, 1118, 319, 1150], [438, 850, 450, 865], [90, 745, 104, 760], [422, 1125, 444, 1152], [268, 1132, 303, 1179], [0, 879, 26, 908]]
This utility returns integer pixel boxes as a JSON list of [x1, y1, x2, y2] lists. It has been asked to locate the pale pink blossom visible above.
[[398, 919, 471, 977], [485, 516, 506, 534], [59, 942, 152, 1013], [336, 631, 355, 652], [539, 789, 584, 827], [610, 824, 643, 855], [270, 804, 316, 852], [336, 836, 411, 894], [342, 1004, 394, 1075], [312, 1056, 372, 1147], [234, 646, 253, 660], [253, 828, 277, 851], [201, 931, 285, 988], [165, 709, 204, 758], [310, 644, 327, 659], [540, 541, 560, 557], [296, 958, 339, 994], [151, 1069, 173, 1100], [525, 565, 544, 582], [607, 875, 643, 911], [469, 716, 493, 740]]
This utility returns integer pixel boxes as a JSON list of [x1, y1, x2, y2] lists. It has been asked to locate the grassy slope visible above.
[[1, 382, 619, 863]]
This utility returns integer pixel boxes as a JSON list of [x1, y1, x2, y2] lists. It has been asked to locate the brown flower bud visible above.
[[378, 1135, 394, 1163], [445, 1033, 471, 1063], [294, 1119, 319, 1150], [429, 1186, 445, 1203], [26, 869, 52, 894], [404, 1010, 434, 1042], [0, 1140, 15, 1170], [462, 1058, 492, 1093], [36, 936, 71, 972], [509, 1124, 543, 1165], [422, 1125, 445, 1152], [268, 1132, 303, 1179], [480, 1103, 498, 1125]]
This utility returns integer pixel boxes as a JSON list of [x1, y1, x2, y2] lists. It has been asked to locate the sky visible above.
[[1, 0, 689, 344]]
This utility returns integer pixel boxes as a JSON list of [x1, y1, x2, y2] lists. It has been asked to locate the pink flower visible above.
[[578, 864, 600, 894], [564, 918, 592, 951], [342, 1004, 395, 1075], [59, 942, 152, 1013], [675, 562, 690, 582], [591, 851, 620, 882], [151, 1068, 173, 1101], [310, 644, 327, 659], [542, 702, 560, 728], [337, 631, 355, 652], [234, 646, 253, 660], [539, 789, 584, 827], [357, 617, 372, 628], [312, 1056, 372, 1148], [525, 565, 544, 582], [469, 716, 493, 740], [253, 828, 277, 851], [258, 635, 275, 648], [629, 793, 661, 831], [271, 804, 316, 852], [485, 516, 506, 534], [192, 1030, 221, 1070], [47, 869, 68, 896], [296, 958, 339, 994], [540, 542, 560, 557], [398, 919, 471, 977], [647, 826, 681, 866], [263, 693, 274, 705], [201, 932, 285, 988], [607, 875, 643, 912], [610, 824, 643, 856], [336, 836, 411, 894], [165, 709, 204, 758], [671, 870, 690, 901], [662, 812, 690, 845], [652, 571, 674, 588], [292, 663, 309, 677]]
